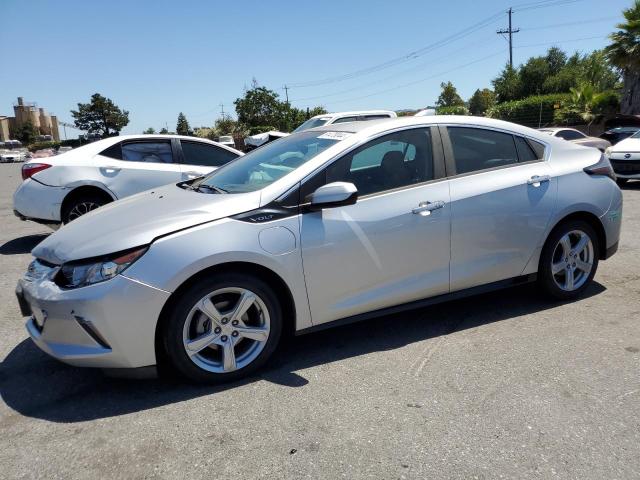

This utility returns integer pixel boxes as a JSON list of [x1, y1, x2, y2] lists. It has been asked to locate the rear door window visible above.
[[180, 141, 238, 167], [447, 127, 518, 175], [121, 141, 173, 163]]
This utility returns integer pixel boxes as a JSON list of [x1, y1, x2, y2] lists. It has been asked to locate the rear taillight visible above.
[[22, 163, 51, 180], [584, 154, 616, 182]]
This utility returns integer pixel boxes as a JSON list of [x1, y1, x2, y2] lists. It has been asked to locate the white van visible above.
[[293, 110, 397, 133]]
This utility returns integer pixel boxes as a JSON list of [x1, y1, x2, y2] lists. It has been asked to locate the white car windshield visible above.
[[194, 131, 348, 193], [292, 117, 331, 133]]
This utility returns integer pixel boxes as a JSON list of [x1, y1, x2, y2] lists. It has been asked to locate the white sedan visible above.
[[606, 129, 640, 186], [13, 134, 242, 226]]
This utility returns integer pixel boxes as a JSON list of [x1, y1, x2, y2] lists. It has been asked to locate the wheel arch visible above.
[[60, 184, 116, 218], [154, 261, 297, 369], [544, 211, 607, 260]]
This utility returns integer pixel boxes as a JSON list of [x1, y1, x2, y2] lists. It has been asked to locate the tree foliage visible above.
[[143, 127, 156, 134], [436, 81, 464, 108], [605, 0, 640, 114], [234, 80, 327, 132], [468, 88, 496, 115], [71, 93, 129, 138], [176, 112, 191, 136], [12, 120, 39, 144], [492, 48, 619, 103]]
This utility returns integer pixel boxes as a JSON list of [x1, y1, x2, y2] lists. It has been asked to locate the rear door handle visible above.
[[412, 200, 445, 215], [527, 174, 550, 185]]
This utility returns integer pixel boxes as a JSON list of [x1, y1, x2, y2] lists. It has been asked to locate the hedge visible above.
[[436, 105, 469, 115], [486, 93, 572, 128]]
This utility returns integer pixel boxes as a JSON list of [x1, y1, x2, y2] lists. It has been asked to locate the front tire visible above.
[[163, 273, 282, 383], [538, 220, 599, 300]]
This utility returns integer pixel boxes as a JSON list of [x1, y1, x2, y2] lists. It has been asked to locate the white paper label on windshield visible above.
[[317, 131, 353, 141]]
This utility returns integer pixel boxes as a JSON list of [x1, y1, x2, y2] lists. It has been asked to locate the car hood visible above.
[[32, 183, 262, 264], [611, 136, 640, 152]]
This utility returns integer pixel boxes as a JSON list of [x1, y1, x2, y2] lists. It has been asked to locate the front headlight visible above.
[[57, 247, 147, 288], [604, 147, 612, 157]]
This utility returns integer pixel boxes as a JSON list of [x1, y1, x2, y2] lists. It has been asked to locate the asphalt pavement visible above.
[[0, 162, 638, 479]]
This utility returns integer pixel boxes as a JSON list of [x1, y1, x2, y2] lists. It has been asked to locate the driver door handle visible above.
[[412, 200, 445, 215], [527, 174, 550, 185]]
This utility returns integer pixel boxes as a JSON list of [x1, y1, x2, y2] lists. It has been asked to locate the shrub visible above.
[[486, 93, 571, 127], [436, 105, 469, 115]]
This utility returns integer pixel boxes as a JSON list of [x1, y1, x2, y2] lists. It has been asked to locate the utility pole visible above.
[[497, 7, 520, 68], [219, 103, 225, 119], [283, 85, 290, 104]]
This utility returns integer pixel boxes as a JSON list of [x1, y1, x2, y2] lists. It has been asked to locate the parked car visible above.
[[243, 130, 289, 151], [0, 149, 26, 163], [217, 136, 235, 149], [600, 126, 640, 145], [292, 110, 397, 133], [16, 116, 622, 383], [538, 127, 611, 152], [13, 134, 243, 226], [605, 129, 640, 186]]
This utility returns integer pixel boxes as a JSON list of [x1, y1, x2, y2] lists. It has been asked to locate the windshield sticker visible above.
[[317, 131, 353, 141]]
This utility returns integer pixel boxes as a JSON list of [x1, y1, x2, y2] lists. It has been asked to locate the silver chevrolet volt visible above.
[[16, 116, 622, 383]]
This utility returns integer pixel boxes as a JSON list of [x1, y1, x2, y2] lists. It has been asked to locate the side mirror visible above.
[[308, 182, 358, 211]]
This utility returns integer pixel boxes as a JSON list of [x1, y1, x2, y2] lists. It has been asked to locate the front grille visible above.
[[611, 160, 640, 175]]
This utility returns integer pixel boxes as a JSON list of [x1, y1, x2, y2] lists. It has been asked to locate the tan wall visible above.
[[0, 117, 10, 142], [39, 108, 52, 135], [50, 116, 60, 141]]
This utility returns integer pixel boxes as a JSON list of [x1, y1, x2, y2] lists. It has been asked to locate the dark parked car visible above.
[[600, 127, 640, 145]]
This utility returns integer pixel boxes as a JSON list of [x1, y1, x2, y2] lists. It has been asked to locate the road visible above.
[[0, 163, 638, 479]]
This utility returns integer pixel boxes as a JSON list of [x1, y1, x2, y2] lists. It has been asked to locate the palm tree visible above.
[[605, 0, 640, 114]]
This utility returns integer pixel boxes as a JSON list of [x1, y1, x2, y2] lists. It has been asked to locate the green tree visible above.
[[12, 120, 39, 144], [436, 81, 464, 107], [143, 127, 156, 134], [71, 93, 129, 138], [579, 50, 620, 91], [492, 64, 522, 102], [545, 47, 567, 76], [159, 127, 169, 134], [519, 57, 550, 97], [605, 1, 640, 114], [234, 80, 327, 132], [176, 112, 191, 135], [468, 88, 496, 115]]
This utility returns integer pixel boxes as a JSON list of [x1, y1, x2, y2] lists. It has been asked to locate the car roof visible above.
[[309, 110, 397, 120], [309, 115, 556, 142]]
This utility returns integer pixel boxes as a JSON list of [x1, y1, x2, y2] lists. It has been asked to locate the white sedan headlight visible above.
[[604, 146, 612, 157], [58, 247, 147, 288]]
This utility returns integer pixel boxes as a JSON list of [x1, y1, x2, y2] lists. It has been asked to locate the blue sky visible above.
[[0, 0, 631, 136]]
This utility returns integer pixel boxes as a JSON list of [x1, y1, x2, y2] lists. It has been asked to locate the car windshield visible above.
[[292, 117, 331, 133], [632, 130, 640, 139], [193, 131, 349, 193]]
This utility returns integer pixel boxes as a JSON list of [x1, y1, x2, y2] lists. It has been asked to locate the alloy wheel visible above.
[[67, 201, 101, 221], [182, 287, 271, 373], [550, 229, 594, 292]]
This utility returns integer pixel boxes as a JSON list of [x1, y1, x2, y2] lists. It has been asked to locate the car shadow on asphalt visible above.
[[0, 281, 606, 423], [0, 234, 49, 255]]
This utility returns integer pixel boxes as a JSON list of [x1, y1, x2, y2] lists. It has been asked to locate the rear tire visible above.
[[62, 194, 109, 223], [162, 273, 282, 384], [538, 220, 599, 300]]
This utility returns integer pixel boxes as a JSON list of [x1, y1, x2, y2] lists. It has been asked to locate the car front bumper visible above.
[[17, 273, 171, 369]]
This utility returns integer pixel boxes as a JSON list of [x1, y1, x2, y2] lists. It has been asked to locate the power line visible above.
[[286, 0, 587, 90]]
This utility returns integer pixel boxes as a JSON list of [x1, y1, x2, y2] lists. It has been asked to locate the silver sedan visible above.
[[16, 116, 623, 383]]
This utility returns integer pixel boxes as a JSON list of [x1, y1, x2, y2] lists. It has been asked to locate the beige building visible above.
[[0, 97, 60, 142]]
